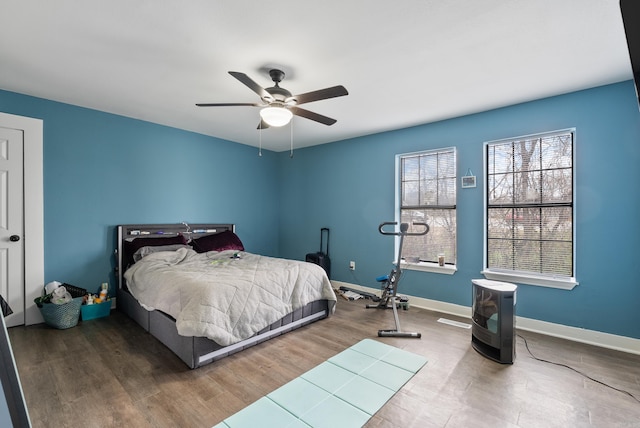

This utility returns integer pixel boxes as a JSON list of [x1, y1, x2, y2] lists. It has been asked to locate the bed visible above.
[[116, 223, 336, 369]]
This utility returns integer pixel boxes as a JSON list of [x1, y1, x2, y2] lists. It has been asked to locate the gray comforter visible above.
[[124, 248, 336, 346]]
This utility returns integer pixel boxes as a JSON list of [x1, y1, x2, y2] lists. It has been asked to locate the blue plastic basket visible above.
[[81, 301, 111, 321]]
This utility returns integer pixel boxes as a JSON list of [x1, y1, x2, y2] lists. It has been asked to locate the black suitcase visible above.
[[306, 228, 331, 278]]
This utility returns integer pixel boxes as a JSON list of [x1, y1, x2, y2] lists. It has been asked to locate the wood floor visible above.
[[8, 298, 640, 428]]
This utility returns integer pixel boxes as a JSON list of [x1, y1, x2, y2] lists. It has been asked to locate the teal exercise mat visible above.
[[215, 338, 428, 428]]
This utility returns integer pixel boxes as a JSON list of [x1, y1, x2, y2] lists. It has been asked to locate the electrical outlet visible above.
[[349, 261, 356, 271]]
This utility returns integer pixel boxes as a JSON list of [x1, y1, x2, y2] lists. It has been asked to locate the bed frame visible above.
[[116, 223, 333, 369]]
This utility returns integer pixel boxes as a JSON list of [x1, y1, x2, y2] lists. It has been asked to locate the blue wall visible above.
[[2, 81, 639, 339], [277, 81, 640, 340], [0, 90, 281, 295]]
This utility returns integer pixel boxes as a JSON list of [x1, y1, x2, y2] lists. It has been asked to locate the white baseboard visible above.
[[332, 280, 640, 356]]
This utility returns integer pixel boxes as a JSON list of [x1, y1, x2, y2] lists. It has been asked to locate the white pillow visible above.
[[132, 244, 190, 262]]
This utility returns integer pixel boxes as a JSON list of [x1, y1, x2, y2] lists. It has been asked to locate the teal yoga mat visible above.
[[215, 338, 428, 428]]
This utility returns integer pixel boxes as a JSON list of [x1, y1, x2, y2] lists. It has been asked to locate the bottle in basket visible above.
[[99, 283, 108, 302]]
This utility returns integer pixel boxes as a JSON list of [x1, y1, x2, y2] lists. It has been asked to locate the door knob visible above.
[[9, 235, 20, 242]]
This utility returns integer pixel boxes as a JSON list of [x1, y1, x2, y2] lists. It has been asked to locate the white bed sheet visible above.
[[123, 248, 336, 346]]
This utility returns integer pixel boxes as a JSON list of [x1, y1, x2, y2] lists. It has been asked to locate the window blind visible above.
[[400, 148, 456, 264], [486, 131, 574, 277]]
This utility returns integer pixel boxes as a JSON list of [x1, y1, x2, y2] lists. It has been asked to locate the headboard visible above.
[[116, 223, 235, 289]]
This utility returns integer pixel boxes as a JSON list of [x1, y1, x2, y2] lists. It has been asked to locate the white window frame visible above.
[[481, 129, 578, 290], [395, 148, 457, 275]]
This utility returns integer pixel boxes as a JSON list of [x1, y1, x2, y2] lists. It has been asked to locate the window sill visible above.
[[481, 269, 578, 290], [401, 261, 457, 275]]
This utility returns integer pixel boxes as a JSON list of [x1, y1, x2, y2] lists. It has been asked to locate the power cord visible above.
[[517, 334, 640, 404]]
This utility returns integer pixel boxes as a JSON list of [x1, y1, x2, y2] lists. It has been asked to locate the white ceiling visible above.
[[0, 0, 632, 152]]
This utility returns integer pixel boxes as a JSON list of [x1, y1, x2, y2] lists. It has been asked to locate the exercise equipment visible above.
[[366, 221, 429, 338]]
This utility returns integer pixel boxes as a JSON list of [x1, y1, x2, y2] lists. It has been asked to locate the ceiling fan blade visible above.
[[288, 85, 348, 105], [196, 103, 260, 107], [257, 119, 270, 130], [289, 106, 337, 126], [229, 71, 274, 102]]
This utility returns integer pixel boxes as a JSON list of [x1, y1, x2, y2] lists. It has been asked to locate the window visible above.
[[398, 147, 456, 267], [483, 129, 576, 289]]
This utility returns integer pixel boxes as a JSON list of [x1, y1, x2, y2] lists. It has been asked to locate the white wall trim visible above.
[[332, 280, 640, 356], [0, 112, 44, 325]]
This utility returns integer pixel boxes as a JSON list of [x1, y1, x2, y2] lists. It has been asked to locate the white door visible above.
[[0, 127, 24, 327]]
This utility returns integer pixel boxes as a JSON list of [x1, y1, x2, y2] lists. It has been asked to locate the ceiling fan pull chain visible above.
[[290, 117, 294, 158], [258, 122, 263, 157]]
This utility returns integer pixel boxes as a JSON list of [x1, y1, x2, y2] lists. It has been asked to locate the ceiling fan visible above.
[[196, 69, 348, 129]]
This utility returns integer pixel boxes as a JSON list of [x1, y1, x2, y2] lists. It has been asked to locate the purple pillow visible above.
[[191, 230, 244, 253], [124, 234, 188, 266]]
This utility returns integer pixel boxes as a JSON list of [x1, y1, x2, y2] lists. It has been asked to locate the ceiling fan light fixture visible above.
[[260, 106, 293, 127]]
